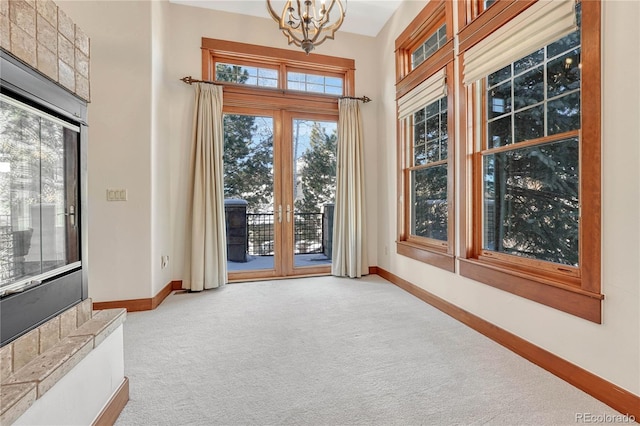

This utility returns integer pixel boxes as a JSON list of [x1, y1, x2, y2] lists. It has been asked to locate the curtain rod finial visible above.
[[181, 76, 194, 85], [362, 96, 371, 103]]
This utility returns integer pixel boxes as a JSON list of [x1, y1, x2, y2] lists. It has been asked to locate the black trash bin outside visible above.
[[323, 203, 334, 260], [224, 199, 248, 262]]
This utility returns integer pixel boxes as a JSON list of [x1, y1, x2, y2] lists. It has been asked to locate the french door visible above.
[[224, 107, 338, 281]]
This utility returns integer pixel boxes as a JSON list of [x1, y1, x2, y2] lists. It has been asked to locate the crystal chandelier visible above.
[[266, 0, 346, 55]]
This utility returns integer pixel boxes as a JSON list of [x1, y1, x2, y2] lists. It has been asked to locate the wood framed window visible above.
[[286, 69, 344, 95], [202, 39, 354, 114], [215, 60, 279, 88], [395, 0, 455, 271], [458, 0, 603, 323]]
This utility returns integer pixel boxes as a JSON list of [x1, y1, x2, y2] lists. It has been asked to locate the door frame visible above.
[[224, 108, 338, 281], [282, 111, 338, 277]]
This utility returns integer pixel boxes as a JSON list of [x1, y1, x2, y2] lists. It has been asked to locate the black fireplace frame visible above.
[[1, 50, 89, 346]]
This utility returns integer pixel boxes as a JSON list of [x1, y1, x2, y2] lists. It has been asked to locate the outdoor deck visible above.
[[227, 253, 331, 272]]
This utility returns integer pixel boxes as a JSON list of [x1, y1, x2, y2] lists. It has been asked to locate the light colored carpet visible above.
[[115, 275, 620, 425]]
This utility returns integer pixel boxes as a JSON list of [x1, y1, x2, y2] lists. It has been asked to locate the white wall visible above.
[[375, 0, 640, 396]]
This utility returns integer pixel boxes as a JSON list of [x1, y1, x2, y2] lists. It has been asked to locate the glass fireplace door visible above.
[[0, 94, 80, 296]]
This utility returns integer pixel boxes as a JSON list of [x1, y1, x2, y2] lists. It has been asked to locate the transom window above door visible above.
[[215, 62, 279, 88], [206, 39, 352, 101], [287, 71, 343, 95]]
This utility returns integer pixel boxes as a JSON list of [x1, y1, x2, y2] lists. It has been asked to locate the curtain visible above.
[[332, 98, 368, 278], [183, 83, 227, 291]]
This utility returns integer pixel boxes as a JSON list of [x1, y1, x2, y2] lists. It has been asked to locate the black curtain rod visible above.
[[180, 75, 371, 102], [339, 95, 371, 103], [180, 76, 221, 86]]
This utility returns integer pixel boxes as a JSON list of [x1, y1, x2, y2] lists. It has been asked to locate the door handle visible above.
[[286, 205, 291, 223], [278, 205, 282, 223], [66, 205, 76, 226]]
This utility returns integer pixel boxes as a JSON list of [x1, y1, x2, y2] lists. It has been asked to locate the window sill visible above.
[[458, 258, 603, 323], [396, 241, 455, 272]]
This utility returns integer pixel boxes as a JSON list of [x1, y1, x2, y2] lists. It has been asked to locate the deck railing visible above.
[[246, 212, 325, 256]]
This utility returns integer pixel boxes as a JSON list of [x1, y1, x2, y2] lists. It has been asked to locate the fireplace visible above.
[[0, 51, 88, 346]]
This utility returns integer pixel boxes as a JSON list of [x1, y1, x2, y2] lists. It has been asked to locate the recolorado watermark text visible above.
[[575, 413, 636, 424]]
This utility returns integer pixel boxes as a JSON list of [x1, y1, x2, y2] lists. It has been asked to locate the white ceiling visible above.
[[169, 0, 404, 37]]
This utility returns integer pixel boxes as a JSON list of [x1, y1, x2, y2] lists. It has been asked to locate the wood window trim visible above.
[[397, 241, 455, 272], [459, 0, 603, 323], [202, 38, 355, 76], [457, 0, 537, 55], [202, 38, 355, 114], [395, 0, 455, 272], [395, 0, 454, 98]]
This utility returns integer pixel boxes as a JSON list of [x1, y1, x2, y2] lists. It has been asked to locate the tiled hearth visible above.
[[0, 300, 126, 425]]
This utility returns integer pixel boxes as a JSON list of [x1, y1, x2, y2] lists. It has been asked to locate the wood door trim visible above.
[[285, 112, 339, 276]]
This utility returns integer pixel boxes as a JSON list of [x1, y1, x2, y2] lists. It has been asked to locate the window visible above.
[[287, 71, 343, 95], [215, 62, 278, 88], [410, 97, 448, 242], [459, 0, 602, 322], [204, 39, 354, 107], [411, 23, 447, 70], [395, 0, 455, 271]]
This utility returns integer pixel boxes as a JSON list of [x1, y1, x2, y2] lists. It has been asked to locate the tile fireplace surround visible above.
[[0, 301, 127, 425]]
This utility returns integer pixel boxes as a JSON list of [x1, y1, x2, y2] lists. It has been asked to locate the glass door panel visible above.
[[223, 113, 278, 276], [223, 110, 337, 280], [291, 118, 337, 269], [0, 95, 80, 292]]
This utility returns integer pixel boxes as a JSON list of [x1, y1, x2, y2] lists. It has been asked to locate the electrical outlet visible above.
[[161, 255, 169, 269]]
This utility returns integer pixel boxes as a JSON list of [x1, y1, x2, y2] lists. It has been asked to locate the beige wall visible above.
[[57, 0, 154, 302], [150, 0, 172, 297], [375, 0, 640, 396]]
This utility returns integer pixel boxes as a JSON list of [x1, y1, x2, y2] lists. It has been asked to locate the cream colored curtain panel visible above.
[[462, 0, 577, 85], [183, 83, 227, 291], [398, 68, 447, 120], [332, 98, 368, 278]]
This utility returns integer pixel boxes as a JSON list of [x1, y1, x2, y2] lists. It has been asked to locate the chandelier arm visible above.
[[289, 0, 301, 22], [320, 0, 345, 31], [266, 0, 283, 23], [318, 0, 335, 25], [282, 29, 305, 47], [283, 29, 304, 45], [297, 0, 310, 42]]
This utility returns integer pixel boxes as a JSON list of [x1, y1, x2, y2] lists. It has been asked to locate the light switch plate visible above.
[[107, 189, 128, 201]]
